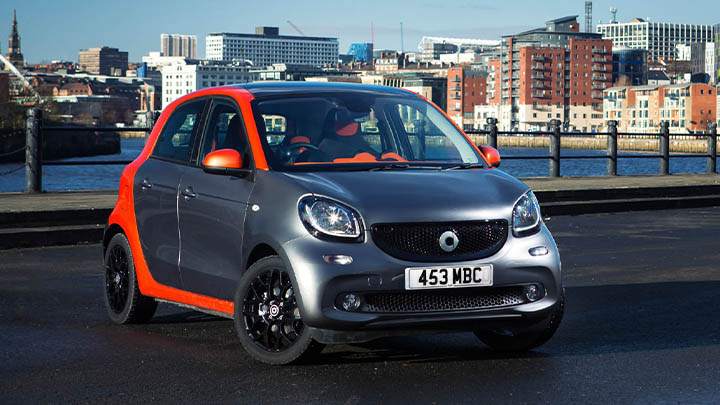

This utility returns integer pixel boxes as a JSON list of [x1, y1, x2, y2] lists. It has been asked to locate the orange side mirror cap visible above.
[[480, 145, 501, 168], [203, 148, 243, 169]]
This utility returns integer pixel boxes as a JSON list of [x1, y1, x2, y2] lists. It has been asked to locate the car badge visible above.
[[439, 230, 459, 252]]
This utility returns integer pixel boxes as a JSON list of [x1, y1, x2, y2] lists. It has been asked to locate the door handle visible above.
[[140, 179, 152, 190], [181, 186, 197, 199]]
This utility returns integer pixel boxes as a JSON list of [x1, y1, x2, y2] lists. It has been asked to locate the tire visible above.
[[475, 290, 564, 352], [103, 233, 157, 324], [234, 256, 324, 365]]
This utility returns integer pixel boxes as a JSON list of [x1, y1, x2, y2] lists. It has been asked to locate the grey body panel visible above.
[[177, 167, 253, 300], [133, 158, 185, 288]]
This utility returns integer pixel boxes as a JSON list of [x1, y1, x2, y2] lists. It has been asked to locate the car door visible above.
[[134, 99, 207, 288], [177, 97, 255, 300]]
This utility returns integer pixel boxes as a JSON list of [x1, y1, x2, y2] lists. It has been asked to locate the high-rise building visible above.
[[612, 48, 648, 86], [446, 66, 487, 129], [348, 43, 373, 63], [161, 34, 197, 58], [597, 18, 715, 62], [78, 47, 128, 76], [160, 59, 251, 109], [5, 10, 24, 71], [691, 42, 717, 83], [206, 27, 338, 67], [486, 16, 612, 132]]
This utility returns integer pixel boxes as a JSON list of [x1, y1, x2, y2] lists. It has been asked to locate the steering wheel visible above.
[[281, 142, 321, 163]]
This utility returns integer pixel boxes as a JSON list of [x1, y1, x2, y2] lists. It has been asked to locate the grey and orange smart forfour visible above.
[[102, 82, 563, 364]]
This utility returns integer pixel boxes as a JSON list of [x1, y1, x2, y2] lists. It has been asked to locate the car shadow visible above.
[[300, 280, 720, 365]]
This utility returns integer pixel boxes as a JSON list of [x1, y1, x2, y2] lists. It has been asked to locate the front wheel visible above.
[[475, 291, 564, 352], [234, 256, 323, 365]]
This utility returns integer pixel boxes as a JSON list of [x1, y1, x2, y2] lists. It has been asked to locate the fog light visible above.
[[342, 293, 361, 311], [323, 255, 353, 265], [525, 284, 542, 302], [529, 246, 549, 256]]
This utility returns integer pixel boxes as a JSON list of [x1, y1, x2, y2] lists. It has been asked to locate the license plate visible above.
[[404, 264, 493, 290]]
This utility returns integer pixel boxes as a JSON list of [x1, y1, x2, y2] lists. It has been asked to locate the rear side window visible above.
[[152, 101, 205, 163]]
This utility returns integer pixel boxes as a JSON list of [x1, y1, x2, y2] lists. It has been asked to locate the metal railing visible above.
[[22, 108, 156, 192], [470, 118, 718, 177]]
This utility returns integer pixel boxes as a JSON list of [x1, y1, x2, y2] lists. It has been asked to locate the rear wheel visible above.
[[103, 233, 157, 324], [475, 291, 564, 352], [234, 256, 323, 365]]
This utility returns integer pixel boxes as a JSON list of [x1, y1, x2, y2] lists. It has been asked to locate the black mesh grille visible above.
[[370, 220, 508, 262], [361, 287, 526, 313]]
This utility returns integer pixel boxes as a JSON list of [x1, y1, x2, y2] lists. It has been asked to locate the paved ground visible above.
[[1, 207, 720, 403]]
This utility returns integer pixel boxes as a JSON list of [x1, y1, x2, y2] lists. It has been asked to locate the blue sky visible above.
[[4, 0, 719, 63]]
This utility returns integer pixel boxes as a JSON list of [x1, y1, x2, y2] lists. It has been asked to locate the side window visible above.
[[199, 101, 250, 168], [153, 101, 204, 163], [262, 114, 287, 145]]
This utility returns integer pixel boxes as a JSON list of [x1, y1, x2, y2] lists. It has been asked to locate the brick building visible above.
[[486, 16, 612, 132], [603, 83, 717, 133], [446, 66, 487, 129]]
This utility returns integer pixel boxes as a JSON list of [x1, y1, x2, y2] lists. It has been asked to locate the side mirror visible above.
[[480, 145, 501, 168], [202, 149, 248, 176]]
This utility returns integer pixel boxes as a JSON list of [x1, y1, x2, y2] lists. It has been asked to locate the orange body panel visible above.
[[108, 87, 263, 316]]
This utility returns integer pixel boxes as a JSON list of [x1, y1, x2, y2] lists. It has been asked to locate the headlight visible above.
[[298, 196, 362, 240], [512, 191, 541, 237]]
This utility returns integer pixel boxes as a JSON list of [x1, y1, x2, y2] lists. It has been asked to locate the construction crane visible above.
[[287, 20, 306, 36]]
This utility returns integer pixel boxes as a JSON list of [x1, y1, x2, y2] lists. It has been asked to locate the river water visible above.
[[0, 138, 718, 192]]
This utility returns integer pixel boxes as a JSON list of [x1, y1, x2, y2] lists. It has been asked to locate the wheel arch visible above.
[[103, 223, 126, 254]]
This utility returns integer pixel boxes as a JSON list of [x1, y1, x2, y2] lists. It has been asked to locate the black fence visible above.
[[15, 110, 720, 193], [467, 118, 718, 178]]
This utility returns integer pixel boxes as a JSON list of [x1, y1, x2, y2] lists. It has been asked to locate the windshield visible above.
[[252, 92, 482, 171]]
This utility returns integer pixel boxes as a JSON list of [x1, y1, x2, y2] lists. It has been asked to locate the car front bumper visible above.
[[280, 224, 562, 343]]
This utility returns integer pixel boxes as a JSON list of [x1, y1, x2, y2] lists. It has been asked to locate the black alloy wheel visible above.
[[243, 268, 302, 352], [106, 244, 130, 314], [103, 233, 157, 324], [234, 256, 323, 365]]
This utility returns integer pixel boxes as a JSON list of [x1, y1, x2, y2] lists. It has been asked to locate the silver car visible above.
[[102, 82, 563, 365]]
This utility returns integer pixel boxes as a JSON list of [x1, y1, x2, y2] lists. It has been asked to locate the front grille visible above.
[[361, 287, 526, 313], [370, 220, 508, 262]]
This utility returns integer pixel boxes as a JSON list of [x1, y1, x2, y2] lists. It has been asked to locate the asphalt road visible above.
[[2, 207, 720, 403]]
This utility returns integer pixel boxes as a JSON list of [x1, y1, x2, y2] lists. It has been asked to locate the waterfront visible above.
[[0, 137, 718, 192]]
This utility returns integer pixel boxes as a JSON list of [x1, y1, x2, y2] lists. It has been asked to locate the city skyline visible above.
[[5, 0, 720, 64]]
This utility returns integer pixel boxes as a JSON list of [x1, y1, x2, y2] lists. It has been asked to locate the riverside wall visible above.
[[467, 134, 710, 153]]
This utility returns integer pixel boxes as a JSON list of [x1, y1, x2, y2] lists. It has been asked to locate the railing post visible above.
[[659, 121, 670, 175], [607, 120, 618, 176], [549, 119, 561, 177], [25, 108, 43, 193], [708, 122, 717, 174], [145, 110, 156, 134], [486, 117, 498, 148]]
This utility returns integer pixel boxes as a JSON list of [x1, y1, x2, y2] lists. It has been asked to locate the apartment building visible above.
[[160, 59, 251, 109], [603, 83, 716, 133], [597, 19, 715, 62], [446, 66, 487, 129], [690, 42, 718, 83], [486, 16, 612, 132], [161, 34, 197, 58], [206, 26, 338, 67]]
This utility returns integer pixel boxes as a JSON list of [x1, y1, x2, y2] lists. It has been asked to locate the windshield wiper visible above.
[[368, 164, 444, 171], [442, 163, 486, 170]]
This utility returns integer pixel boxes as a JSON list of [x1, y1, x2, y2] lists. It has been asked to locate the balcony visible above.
[[531, 72, 545, 80], [592, 83, 607, 90], [532, 63, 545, 70], [531, 81, 545, 89], [532, 90, 548, 98], [511, 92, 519, 98], [451, 85, 461, 91], [511, 74, 519, 80], [592, 74, 608, 81], [501, 84, 510, 90], [592, 65, 609, 72], [451, 94, 461, 100], [451, 77, 461, 82], [531, 55, 544, 61], [592, 57, 607, 63], [591, 91, 603, 99]]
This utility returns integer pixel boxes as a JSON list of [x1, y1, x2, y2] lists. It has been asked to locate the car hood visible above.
[[282, 169, 529, 225]]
